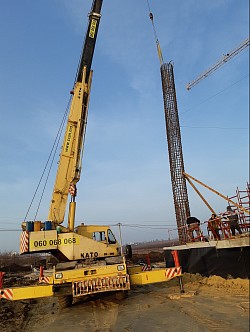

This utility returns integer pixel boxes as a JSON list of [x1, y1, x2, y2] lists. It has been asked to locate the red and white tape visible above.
[[0, 288, 13, 300], [20, 231, 29, 254], [165, 267, 182, 279]]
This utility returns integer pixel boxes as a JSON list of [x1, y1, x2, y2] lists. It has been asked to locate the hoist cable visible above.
[[146, 0, 157, 41], [74, 30, 87, 86], [33, 108, 68, 222], [146, 0, 164, 66], [74, 14, 91, 87], [24, 97, 72, 222], [180, 74, 249, 115]]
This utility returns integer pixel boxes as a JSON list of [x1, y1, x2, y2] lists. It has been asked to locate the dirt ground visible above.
[[0, 273, 249, 332]]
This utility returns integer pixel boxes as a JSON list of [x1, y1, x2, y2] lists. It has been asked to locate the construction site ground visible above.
[[0, 273, 249, 332]]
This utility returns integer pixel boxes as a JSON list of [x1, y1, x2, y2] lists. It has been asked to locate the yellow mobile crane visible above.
[[20, 0, 119, 263], [0, 0, 183, 307]]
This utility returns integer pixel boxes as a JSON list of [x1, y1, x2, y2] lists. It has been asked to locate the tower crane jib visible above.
[[186, 37, 250, 91]]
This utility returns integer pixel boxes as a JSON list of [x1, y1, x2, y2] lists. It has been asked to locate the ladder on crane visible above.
[[186, 37, 250, 90]]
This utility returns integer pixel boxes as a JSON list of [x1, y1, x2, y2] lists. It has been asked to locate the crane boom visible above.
[[186, 37, 250, 90], [48, 0, 103, 226], [20, 0, 122, 263], [77, 0, 102, 84]]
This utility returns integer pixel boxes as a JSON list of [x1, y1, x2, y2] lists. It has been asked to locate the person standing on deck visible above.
[[223, 206, 242, 236], [208, 213, 221, 240], [186, 216, 202, 241]]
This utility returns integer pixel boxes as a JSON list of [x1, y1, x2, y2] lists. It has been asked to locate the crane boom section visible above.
[[48, 0, 103, 224], [48, 69, 91, 223], [77, 0, 103, 84]]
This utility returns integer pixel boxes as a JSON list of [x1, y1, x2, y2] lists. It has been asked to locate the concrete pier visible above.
[[163, 234, 250, 278]]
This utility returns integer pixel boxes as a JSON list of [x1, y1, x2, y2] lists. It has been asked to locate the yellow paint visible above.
[[28, 228, 120, 261], [63, 123, 76, 156], [58, 235, 80, 246], [1, 263, 183, 302], [29, 232, 80, 251], [52, 263, 126, 284], [127, 266, 143, 274], [129, 269, 182, 286], [68, 201, 76, 231], [29, 230, 58, 251], [47, 73, 89, 224], [56, 228, 119, 261], [89, 19, 97, 38], [11, 285, 53, 301]]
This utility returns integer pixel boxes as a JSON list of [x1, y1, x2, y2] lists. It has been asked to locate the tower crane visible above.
[[186, 37, 250, 90]]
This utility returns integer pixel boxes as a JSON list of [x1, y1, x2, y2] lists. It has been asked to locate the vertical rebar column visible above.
[[160, 62, 190, 243]]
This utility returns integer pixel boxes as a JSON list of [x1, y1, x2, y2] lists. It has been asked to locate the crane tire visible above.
[[115, 290, 128, 300], [125, 245, 132, 259], [58, 295, 73, 309]]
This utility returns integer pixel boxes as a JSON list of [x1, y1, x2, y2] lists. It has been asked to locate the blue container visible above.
[[44, 221, 52, 230], [26, 221, 34, 232]]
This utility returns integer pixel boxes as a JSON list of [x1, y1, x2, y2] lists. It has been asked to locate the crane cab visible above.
[[75, 224, 117, 244], [20, 222, 120, 262]]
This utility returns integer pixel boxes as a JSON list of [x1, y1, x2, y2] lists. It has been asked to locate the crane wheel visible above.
[[58, 295, 73, 309], [115, 290, 128, 300]]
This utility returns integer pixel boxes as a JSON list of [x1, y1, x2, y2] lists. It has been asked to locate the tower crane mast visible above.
[[186, 37, 250, 90]]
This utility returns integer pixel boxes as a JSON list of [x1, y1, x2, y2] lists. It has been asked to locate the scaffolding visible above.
[[160, 62, 190, 243], [229, 183, 250, 232]]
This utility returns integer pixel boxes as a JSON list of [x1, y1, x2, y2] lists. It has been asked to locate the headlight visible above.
[[117, 265, 125, 271], [55, 273, 63, 279]]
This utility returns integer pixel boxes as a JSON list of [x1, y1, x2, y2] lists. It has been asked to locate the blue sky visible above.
[[0, 0, 249, 252]]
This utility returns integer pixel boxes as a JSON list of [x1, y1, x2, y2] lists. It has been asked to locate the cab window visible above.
[[93, 231, 106, 242], [108, 230, 116, 244]]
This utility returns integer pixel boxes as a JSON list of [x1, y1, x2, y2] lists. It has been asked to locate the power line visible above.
[[181, 74, 249, 115], [181, 125, 248, 130], [0, 217, 22, 219], [186, 37, 250, 90]]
